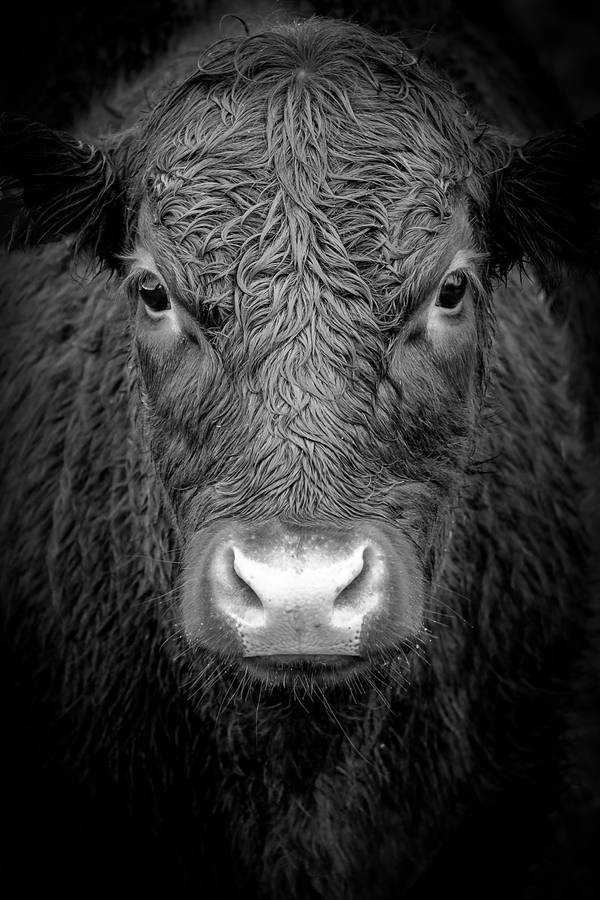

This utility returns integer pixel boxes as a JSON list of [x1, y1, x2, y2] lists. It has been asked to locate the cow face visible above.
[[2, 19, 597, 683], [120, 23, 492, 676]]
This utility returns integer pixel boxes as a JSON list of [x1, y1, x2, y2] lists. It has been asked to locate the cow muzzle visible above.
[[181, 520, 424, 666]]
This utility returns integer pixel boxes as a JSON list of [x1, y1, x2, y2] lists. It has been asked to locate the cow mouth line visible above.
[[248, 653, 358, 667], [183, 641, 421, 694], [242, 653, 369, 684]]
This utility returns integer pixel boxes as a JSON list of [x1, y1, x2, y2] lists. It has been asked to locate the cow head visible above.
[[2, 20, 598, 686]]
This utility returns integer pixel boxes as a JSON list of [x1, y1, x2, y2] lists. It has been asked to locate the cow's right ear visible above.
[[0, 114, 126, 267], [487, 114, 600, 281]]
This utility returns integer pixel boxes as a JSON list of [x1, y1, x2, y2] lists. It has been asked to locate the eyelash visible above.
[[435, 270, 468, 312], [138, 278, 171, 313], [126, 271, 172, 319]]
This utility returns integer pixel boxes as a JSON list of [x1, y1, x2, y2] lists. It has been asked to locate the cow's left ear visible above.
[[0, 114, 126, 267], [487, 114, 600, 280]]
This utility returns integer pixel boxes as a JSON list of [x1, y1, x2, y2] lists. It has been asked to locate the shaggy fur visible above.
[[0, 6, 596, 899]]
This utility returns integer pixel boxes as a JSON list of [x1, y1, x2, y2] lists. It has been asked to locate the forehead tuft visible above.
[[139, 18, 482, 195], [128, 19, 490, 317]]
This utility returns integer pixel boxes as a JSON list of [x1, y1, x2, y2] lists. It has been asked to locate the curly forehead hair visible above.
[[127, 18, 500, 334]]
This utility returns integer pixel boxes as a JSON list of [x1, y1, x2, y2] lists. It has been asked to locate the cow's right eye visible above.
[[138, 277, 171, 314], [436, 271, 468, 313]]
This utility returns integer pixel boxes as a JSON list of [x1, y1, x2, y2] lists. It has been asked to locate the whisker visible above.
[[315, 684, 374, 768]]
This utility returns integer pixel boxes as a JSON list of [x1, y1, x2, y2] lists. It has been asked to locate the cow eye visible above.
[[138, 276, 171, 314], [436, 271, 468, 313]]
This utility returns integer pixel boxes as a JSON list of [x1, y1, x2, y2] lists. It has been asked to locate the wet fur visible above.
[[0, 8, 594, 900]]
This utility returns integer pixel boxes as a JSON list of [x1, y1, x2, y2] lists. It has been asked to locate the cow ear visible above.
[[0, 114, 126, 267], [488, 114, 600, 280]]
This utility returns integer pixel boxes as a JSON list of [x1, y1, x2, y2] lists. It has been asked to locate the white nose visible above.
[[181, 521, 424, 660], [233, 543, 365, 609], [209, 539, 383, 656]]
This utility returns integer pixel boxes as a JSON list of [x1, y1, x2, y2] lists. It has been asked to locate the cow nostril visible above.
[[232, 571, 264, 612], [333, 548, 367, 609], [230, 549, 264, 611]]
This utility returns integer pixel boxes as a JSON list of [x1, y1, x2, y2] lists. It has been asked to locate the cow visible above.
[[0, 2, 598, 898]]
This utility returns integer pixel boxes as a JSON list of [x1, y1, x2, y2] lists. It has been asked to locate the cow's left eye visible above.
[[436, 271, 468, 313], [139, 277, 171, 314]]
